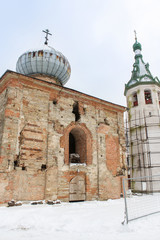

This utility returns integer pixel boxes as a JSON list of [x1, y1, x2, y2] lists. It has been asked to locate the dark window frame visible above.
[[133, 92, 138, 107], [144, 90, 152, 104]]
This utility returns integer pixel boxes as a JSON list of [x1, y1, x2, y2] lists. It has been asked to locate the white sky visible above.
[[1, 0, 160, 106]]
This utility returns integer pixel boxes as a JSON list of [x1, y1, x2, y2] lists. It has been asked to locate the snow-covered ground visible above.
[[0, 197, 160, 240]]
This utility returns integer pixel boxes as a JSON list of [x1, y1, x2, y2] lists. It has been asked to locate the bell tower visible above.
[[125, 34, 160, 192]]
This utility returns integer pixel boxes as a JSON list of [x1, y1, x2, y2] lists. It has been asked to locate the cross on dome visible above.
[[42, 29, 52, 45]]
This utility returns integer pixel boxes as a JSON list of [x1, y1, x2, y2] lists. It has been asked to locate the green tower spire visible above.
[[133, 30, 142, 52], [124, 33, 160, 95]]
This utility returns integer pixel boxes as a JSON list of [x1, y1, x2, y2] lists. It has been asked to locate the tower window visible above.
[[144, 90, 152, 104], [132, 92, 138, 107], [158, 92, 160, 105]]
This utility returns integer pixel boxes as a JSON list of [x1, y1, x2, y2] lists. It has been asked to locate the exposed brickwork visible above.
[[106, 135, 120, 175], [0, 71, 126, 203]]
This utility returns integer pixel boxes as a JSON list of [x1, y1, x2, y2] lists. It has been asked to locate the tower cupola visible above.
[[133, 40, 142, 52], [133, 30, 142, 57]]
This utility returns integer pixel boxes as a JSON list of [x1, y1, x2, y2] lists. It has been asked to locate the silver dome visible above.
[[16, 47, 71, 85]]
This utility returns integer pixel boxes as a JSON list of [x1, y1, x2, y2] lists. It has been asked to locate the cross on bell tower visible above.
[[42, 29, 52, 45], [134, 30, 137, 41]]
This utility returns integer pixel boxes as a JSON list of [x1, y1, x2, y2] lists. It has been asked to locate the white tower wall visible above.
[[125, 39, 160, 193]]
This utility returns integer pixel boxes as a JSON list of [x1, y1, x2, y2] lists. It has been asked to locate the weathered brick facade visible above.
[[0, 70, 126, 203]]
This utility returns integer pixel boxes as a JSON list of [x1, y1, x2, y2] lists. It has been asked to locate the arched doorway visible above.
[[69, 128, 86, 164], [69, 176, 86, 201]]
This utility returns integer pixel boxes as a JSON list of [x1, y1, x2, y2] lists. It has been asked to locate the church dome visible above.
[[133, 40, 142, 52], [16, 46, 71, 86]]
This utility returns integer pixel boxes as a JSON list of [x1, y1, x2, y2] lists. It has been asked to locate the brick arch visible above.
[[69, 174, 86, 183], [61, 122, 92, 165]]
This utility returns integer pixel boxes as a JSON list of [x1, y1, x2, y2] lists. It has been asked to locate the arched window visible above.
[[132, 92, 138, 107], [144, 90, 152, 104], [62, 123, 92, 165], [69, 128, 86, 164]]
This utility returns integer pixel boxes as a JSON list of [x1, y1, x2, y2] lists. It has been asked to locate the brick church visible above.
[[0, 31, 126, 203]]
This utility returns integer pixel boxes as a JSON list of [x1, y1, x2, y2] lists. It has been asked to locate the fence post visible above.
[[123, 178, 128, 224]]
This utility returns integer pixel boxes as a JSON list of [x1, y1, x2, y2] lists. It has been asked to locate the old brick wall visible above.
[[0, 89, 7, 168], [96, 109, 126, 200], [0, 72, 126, 203], [0, 79, 51, 202]]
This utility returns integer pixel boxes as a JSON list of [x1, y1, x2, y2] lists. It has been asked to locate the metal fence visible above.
[[122, 175, 160, 224]]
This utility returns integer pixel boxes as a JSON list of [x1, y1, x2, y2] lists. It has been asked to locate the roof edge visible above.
[[0, 70, 126, 111]]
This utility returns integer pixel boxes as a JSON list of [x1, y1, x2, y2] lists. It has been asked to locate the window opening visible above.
[[133, 92, 138, 107], [41, 164, 47, 171], [69, 128, 86, 164], [144, 90, 152, 104], [69, 133, 75, 154], [69, 132, 80, 163], [53, 99, 57, 105], [158, 92, 160, 105], [33, 51, 36, 57], [72, 102, 80, 121], [22, 163, 26, 171], [14, 160, 19, 168], [38, 50, 43, 57]]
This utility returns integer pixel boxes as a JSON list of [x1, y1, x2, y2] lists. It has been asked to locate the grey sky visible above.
[[1, 0, 160, 106]]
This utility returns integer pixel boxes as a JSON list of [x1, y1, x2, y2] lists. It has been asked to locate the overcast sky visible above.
[[1, 0, 160, 106]]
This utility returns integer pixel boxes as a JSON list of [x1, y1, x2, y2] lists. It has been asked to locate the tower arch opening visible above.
[[157, 91, 160, 105], [132, 91, 138, 107], [144, 89, 152, 104]]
